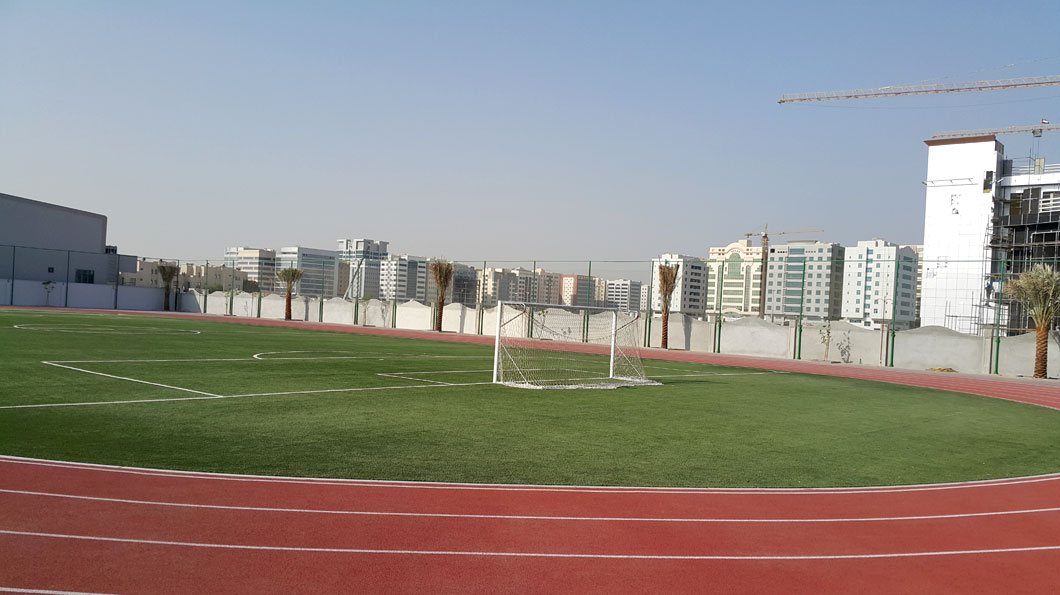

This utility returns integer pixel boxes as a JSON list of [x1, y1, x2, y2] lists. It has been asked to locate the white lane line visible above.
[[3, 529, 1060, 560], [0, 588, 125, 595], [5, 488, 1060, 523], [4, 455, 1060, 494], [39, 362, 219, 397]]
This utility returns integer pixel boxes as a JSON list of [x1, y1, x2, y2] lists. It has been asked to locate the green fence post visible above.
[[993, 254, 1007, 374], [113, 252, 120, 309], [715, 260, 725, 353], [257, 292, 262, 318], [796, 258, 807, 360], [889, 256, 900, 367], [203, 261, 208, 314], [531, 260, 537, 302], [353, 297, 359, 325], [392, 298, 398, 329], [64, 250, 71, 307], [8, 247, 15, 306]]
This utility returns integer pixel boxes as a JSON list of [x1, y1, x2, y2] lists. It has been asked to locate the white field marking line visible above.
[[4, 529, 1060, 560], [0, 588, 125, 595], [48, 358, 255, 364], [646, 371, 792, 379], [0, 381, 494, 410], [5, 455, 1060, 494], [6, 488, 1060, 524], [226, 382, 494, 398], [13, 324, 200, 335], [377, 373, 454, 385], [252, 350, 490, 360], [39, 362, 220, 398]]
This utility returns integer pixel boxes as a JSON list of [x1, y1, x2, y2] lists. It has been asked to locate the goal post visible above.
[[493, 301, 658, 389]]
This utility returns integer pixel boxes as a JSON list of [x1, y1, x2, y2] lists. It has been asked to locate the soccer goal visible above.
[[492, 301, 659, 389]]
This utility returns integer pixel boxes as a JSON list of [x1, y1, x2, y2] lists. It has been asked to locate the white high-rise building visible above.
[[650, 253, 707, 317], [764, 241, 845, 323], [234, 248, 276, 292], [337, 239, 389, 300], [920, 137, 1004, 334], [840, 240, 918, 330], [275, 246, 341, 297], [704, 241, 761, 317], [605, 279, 643, 312], [379, 255, 428, 301]]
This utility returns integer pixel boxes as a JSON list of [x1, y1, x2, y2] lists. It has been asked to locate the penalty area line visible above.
[[40, 362, 220, 397], [4, 529, 1060, 560]]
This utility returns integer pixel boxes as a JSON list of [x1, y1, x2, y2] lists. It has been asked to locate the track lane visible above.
[[5, 458, 1060, 521], [2, 533, 1058, 594]]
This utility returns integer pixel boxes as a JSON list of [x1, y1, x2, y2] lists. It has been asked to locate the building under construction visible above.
[[920, 131, 1059, 336]]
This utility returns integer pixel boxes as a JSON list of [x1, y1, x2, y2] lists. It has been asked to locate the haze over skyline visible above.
[[2, 1, 1059, 262]]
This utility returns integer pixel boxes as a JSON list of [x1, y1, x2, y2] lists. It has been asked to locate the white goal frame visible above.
[[492, 301, 657, 389]]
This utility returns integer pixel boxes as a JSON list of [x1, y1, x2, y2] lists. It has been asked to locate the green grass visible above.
[[2, 309, 1060, 487]]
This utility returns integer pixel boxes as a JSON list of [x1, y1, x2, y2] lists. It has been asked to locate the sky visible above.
[[2, 0, 1059, 269]]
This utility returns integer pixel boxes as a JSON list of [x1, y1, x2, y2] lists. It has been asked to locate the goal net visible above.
[[492, 301, 658, 389]]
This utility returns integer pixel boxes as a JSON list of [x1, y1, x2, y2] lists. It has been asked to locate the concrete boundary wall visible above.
[[164, 291, 1056, 378]]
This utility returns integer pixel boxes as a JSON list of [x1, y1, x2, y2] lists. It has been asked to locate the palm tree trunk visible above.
[[163, 285, 171, 311], [285, 293, 292, 321], [435, 297, 445, 331], [1034, 323, 1049, 379], [661, 303, 670, 349]]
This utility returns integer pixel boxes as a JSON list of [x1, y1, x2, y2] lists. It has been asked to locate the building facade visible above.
[[704, 241, 760, 317], [840, 240, 918, 330], [920, 137, 1004, 334], [605, 279, 643, 312], [379, 254, 428, 301], [275, 246, 341, 297], [764, 241, 845, 323], [1, 192, 135, 286], [337, 238, 389, 299], [651, 253, 707, 317]]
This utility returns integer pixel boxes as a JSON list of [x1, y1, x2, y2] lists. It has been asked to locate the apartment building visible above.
[[704, 241, 760, 317], [605, 279, 643, 312], [840, 239, 918, 330], [379, 254, 428, 302], [275, 246, 341, 297], [763, 241, 845, 323], [651, 253, 707, 317], [337, 238, 389, 299]]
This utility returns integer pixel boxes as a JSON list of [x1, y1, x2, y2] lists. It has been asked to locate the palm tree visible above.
[[276, 267, 304, 321], [157, 264, 181, 312], [1009, 264, 1060, 379], [430, 260, 454, 332], [657, 264, 679, 349]]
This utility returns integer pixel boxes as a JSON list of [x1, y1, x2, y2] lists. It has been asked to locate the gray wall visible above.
[[1, 192, 107, 253]]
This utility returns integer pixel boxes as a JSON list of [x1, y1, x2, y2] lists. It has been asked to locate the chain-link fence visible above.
[[3, 245, 1058, 377]]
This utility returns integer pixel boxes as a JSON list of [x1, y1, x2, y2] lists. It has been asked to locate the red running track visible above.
[[2, 307, 1060, 592]]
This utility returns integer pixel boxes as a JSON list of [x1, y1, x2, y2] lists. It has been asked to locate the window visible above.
[[74, 269, 95, 284]]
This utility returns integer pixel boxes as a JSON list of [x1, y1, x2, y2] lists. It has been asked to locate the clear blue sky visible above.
[[2, 0, 1058, 265]]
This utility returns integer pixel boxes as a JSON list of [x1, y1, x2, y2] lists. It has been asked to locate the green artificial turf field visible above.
[[2, 309, 1059, 487]]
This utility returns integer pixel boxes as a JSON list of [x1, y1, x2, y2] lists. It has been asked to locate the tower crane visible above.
[[743, 225, 824, 318], [931, 122, 1060, 140], [778, 74, 1060, 103]]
